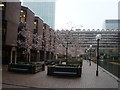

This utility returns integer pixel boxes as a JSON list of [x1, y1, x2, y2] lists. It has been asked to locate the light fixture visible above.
[[23, 15, 25, 17], [96, 34, 101, 40], [90, 45, 92, 48], [34, 22, 37, 24], [43, 27, 45, 30], [21, 10, 23, 12], [0, 4, 4, 7]]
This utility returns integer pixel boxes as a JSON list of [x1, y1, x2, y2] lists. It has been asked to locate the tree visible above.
[[55, 29, 84, 61], [17, 22, 42, 63]]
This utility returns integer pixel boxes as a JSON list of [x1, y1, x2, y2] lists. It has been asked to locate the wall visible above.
[[5, 2, 21, 46]]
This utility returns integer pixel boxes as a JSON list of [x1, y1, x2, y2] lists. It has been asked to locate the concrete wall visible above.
[[5, 2, 21, 46], [35, 16, 43, 50], [21, 6, 35, 45], [44, 23, 50, 51], [25, 7, 34, 32]]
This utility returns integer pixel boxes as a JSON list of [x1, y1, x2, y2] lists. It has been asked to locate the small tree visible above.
[[17, 22, 42, 63], [17, 27, 32, 63], [56, 29, 84, 61], [32, 33, 43, 61]]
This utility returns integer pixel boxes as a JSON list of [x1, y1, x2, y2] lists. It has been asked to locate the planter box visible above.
[[32, 64, 43, 74], [8, 63, 44, 74], [47, 65, 82, 77], [66, 61, 83, 67]]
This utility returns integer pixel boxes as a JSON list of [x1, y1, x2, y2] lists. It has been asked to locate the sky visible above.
[[55, 0, 120, 30], [21, 0, 120, 30]]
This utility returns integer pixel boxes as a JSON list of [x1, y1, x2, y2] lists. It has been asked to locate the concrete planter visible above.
[[47, 64, 82, 77], [8, 62, 44, 74]]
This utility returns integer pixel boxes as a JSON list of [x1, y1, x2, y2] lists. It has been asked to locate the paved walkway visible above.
[[2, 60, 120, 88]]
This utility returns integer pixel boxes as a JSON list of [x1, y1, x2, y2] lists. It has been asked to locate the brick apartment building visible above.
[[1, 1, 56, 64], [2, 2, 21, 64]]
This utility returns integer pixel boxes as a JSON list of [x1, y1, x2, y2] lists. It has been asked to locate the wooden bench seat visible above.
[[54, 71, 77, 75], [47, 65, 82, 77]]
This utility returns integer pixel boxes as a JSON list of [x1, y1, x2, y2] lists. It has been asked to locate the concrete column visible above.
[[49, 51, 51, 60], [28, 52, 31, 63], [10, 50, 13, 64], [44, 51, 46, 61], [10, 47, 17, 64], [14, 51, 17, 64], [55, 54, 58, 60], [37, 51, 40, 61], [27, 49, 31, 63]]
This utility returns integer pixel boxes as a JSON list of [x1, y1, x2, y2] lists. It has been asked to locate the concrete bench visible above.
[[8, 63, 44, 73], [9, 68, 29, 71], [8, 64, 32, 73], [47, 65, 82, 77], [53, 71, 77, 76]]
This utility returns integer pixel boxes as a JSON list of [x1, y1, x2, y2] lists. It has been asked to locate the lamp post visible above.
[[66, 39, 68, 62], [85, 49, 88, 61], [65, 31, 70, 62], [87, 48, 89, 62], [89, 45, 92, 66], [96, 34, 101, 76]]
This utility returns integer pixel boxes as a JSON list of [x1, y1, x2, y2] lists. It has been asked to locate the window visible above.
[[20, 9, 26, 23], [34, 22, 37, 29], [0, 3, 4, 7], [33, 19, 38, 34], [43, 24, 46, 32]]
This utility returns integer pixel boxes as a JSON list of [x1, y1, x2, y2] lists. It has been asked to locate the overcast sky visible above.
[[55, 0, 120, 30], [21, 0, 120, 30]]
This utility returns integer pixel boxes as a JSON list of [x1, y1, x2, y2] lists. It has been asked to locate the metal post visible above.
[[96, 39, 99, 76], [66, 41, 68, 62], [89, 49, 91, 66], [75, 45, 77, 59]]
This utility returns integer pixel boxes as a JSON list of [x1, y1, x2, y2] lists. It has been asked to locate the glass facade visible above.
[[23, 1, 55, 29], [118, 1, 120, 21]]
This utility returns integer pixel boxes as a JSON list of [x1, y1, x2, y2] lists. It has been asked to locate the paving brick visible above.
[[2, 60, 119, 88]]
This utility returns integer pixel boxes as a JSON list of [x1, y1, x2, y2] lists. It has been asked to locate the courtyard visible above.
[[2, 60, 119, 88]]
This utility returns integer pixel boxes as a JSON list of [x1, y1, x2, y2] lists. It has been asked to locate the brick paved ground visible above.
[[2, 60, 119, 88]]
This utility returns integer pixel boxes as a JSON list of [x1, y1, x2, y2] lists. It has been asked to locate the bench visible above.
[[53, 71, 77, 76], [47, 65, 82, 77], [66, 61, 83, 67], [8, 64, 33, 73], [9, 68, 29, 71], [8, 63, 44, 74]]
